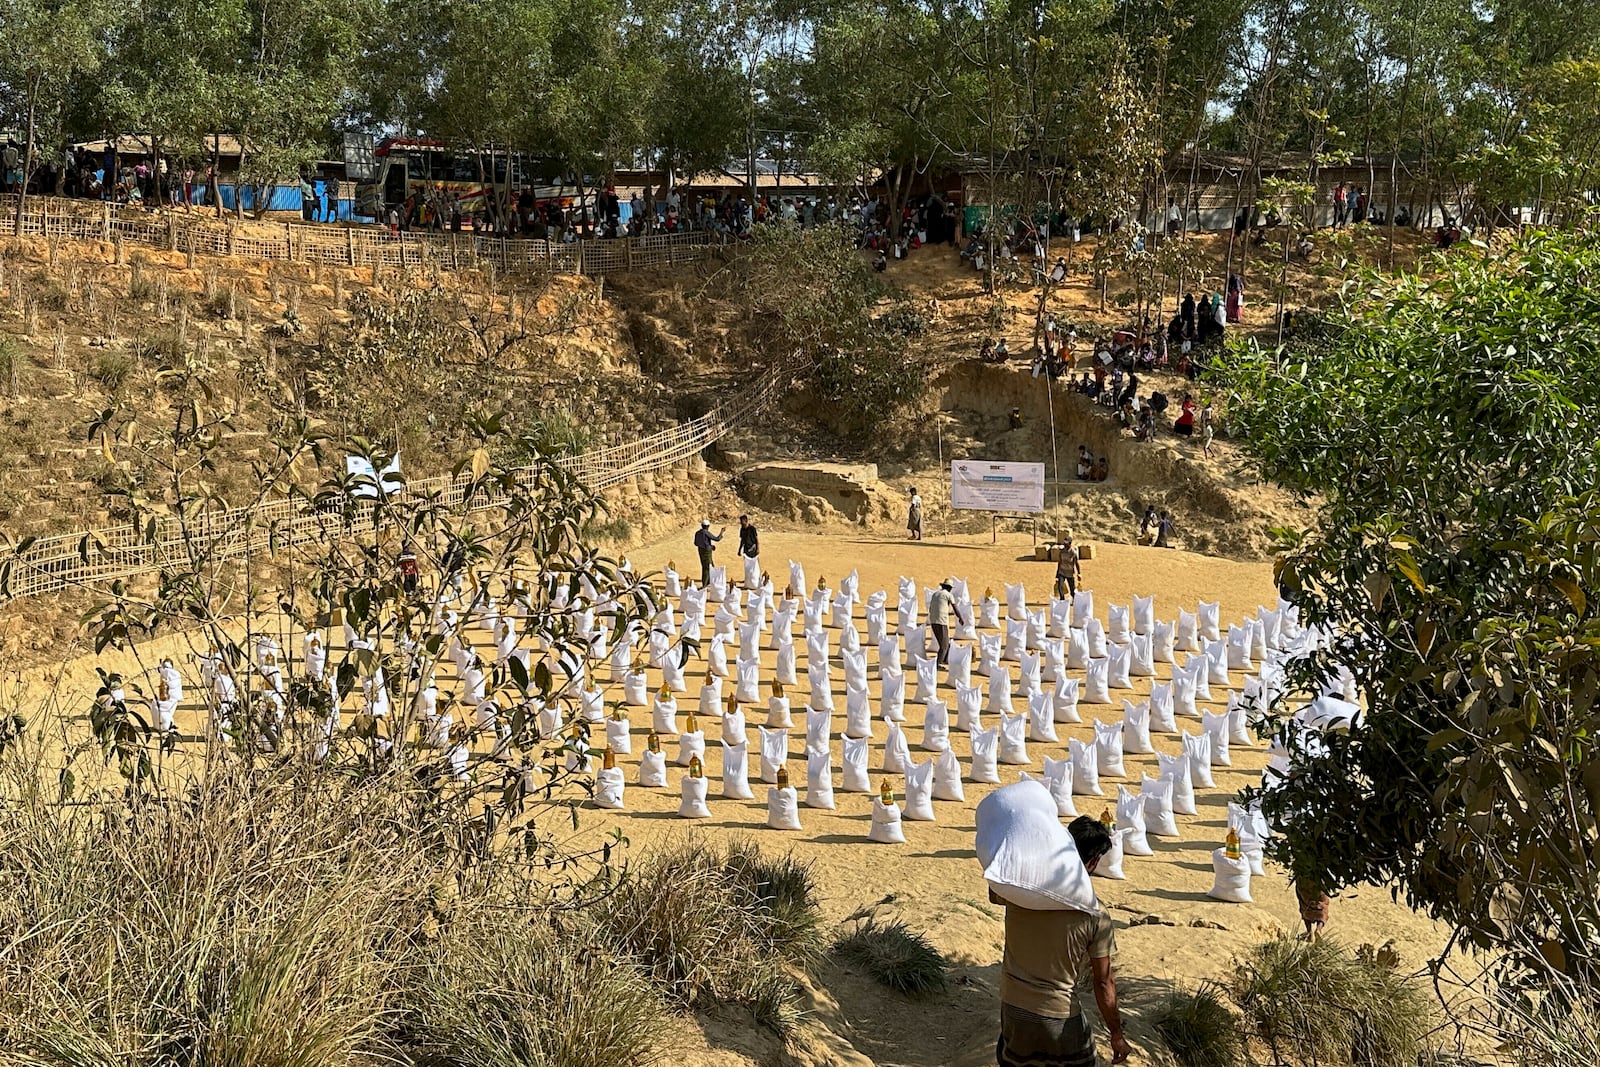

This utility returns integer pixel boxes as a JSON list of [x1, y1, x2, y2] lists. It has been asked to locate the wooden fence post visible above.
[[346, 227, 355, 267], [100, 202, 110, 241]]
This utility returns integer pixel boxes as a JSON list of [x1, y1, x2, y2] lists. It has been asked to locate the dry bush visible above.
[[1229, 937, 1431, 1067], [595, 838, 821, 1030], [0, 762, 443, 1066], [833, 917, 950, 998], [1496, 974, 1600, 1067], [406, 916, 674, 1067], [1154, 983, 1245, 1067]]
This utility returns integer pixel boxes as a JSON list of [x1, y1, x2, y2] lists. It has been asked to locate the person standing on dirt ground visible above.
[[1054, 535, 1081, 601], [694, 519, 724, 586], [928, 578, 966, 665], [1199, 401, 1215, 458], [992, 815, 1132, 1067], [738, 514, 760, 584], [1138, 506, 1158, 545], [907, 487, 924, 541], [1155, 511, 1174, 548]]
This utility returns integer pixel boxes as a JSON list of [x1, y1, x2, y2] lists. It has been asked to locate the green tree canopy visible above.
[[1220, 227, 1600, 984]]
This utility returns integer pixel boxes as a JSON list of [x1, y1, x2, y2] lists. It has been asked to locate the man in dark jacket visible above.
[[694, 520, 724, 586], [738, 514, 759, 561]]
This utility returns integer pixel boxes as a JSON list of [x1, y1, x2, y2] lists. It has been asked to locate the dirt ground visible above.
[[604, 528, 1481, 1067], [12, 523, 1495, 1066]]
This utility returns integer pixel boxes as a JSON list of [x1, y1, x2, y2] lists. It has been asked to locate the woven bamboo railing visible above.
[[0, 368, 788, 601], [0, 195, 717, 276]]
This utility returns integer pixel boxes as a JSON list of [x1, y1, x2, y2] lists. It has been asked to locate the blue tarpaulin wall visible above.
[[184, 183, 372, 222]]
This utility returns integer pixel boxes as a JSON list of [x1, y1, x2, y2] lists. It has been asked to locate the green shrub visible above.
[[128, 260, 155, 302], [205, 287, 236, 319], [585, 516, 633, 543], [527, 408, 593, 456], [132, 328, 187, 367], [1229, 937, 1431, 1067], [28, 272, 70, 311], [408, 918, 674, 1067], [833, 917, 949, 998], [89, 350, 134, 391], [0, 337, 24, 395], [1154, 983, 1244, 1067]]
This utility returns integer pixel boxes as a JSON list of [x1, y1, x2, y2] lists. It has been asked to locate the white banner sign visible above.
[[345, 453, 403, 499], [950, 460, 1045, 513]]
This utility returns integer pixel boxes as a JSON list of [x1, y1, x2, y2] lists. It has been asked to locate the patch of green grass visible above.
[[0, 337, 24, 395], [585, 516, 633, 543], [833, 918, 949, 998], [89, 350, 135, 391]]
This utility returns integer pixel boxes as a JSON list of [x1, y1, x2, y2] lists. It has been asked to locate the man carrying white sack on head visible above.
[[977, 780, 1132, 1067]]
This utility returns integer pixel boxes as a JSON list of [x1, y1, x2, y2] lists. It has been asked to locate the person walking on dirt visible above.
[[907, 488, 924, 541], [992, 815, 1132, 1067], [1054, 535, 1081, 600], [928, 578, 966, 665], [738, 514, 759, 561], [1138, 506, 1158, 545]]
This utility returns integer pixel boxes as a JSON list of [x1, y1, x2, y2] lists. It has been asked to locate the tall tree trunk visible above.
[[211, 132, 224, 219], [14, 81, 38, 234]]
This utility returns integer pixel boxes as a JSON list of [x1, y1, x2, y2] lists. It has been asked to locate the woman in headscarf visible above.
[[1226, 273, 1244, 323], [1212, 292, 1227, 333]]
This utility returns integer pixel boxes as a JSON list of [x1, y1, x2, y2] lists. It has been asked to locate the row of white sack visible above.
[[266, 578, 1326, 701], [670, 562, 1302, 651], [154, 631, 1295, 768], [651, 583, 1302, 665], [614, 616, 1279, 685], [584, 688, 1251, 765], [409, 565, 1305, 671], [277, 625, 1264, 722], [158, 637, 1278, 752], [304, 617, 1281, 725], [550, 703, 1233, 822], [611, 640, 1267, 718]]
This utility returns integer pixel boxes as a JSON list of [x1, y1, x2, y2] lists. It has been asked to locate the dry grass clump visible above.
[[406, 917, 674, 1067], [1228, 937, 1432, 1067], [595, 838, 822, 1031], [0, 764, 440, 1067], [1153, 983, 1245, 1067], [833, 917, 950, 998], [0, 744, 824, 1066], [1497, 983, 1600, 1067]]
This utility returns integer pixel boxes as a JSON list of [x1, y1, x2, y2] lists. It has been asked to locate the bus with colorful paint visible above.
[[352, 138, 582, 224]]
